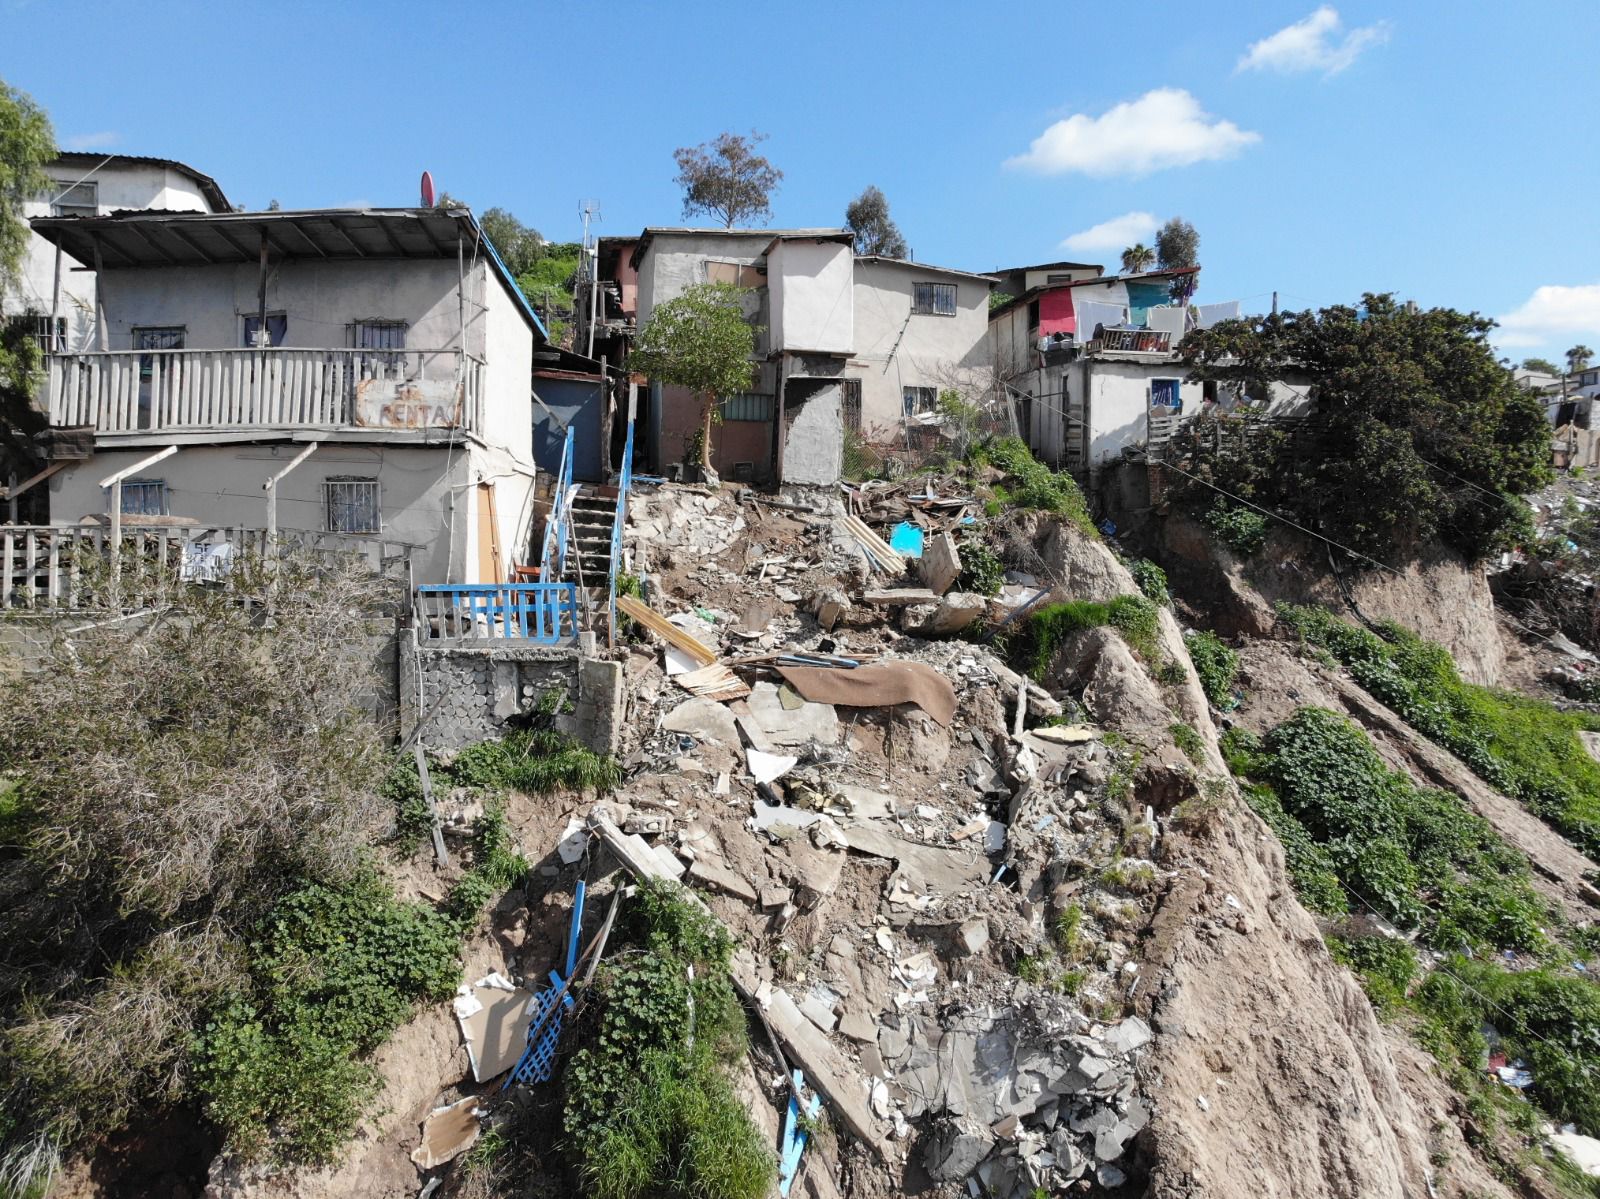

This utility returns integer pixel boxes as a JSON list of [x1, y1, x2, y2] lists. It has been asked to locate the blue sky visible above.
[[5, 0, 1597, 364]]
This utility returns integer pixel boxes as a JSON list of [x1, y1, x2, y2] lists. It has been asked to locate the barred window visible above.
[[721, 393, 775, 422], [325, 477, 381, 534], [5, 313, 65, 352], [841, 379, 862, 433], [912, 282, 957, 316]]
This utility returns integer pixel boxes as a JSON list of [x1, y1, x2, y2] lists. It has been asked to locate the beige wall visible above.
[[851, 261, 991, 435], [767, 239, 852, 355]]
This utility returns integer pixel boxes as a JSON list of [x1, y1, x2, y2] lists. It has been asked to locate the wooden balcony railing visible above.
[[44, 348, 484, 435], [1092, 328, 1172, 354]]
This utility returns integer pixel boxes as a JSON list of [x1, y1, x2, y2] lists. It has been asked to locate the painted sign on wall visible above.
[[354, 377, 463, 428]]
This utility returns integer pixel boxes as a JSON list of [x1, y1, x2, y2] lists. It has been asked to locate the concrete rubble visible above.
[[578, 481, 1173, 1196]]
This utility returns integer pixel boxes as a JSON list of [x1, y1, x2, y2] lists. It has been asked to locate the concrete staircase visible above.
[[563, 487, 619, 617]]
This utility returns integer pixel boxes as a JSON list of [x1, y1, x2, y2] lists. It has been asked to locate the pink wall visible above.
[[1039, 288, 1075, 335], [657, 384, 774, 480]]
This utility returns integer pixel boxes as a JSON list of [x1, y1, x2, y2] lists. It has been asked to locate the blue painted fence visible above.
[[414, 582, 579, 644], [606, 418, 635, 646]]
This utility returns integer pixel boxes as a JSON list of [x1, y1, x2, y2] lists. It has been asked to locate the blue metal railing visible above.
[[415, 582, 579, 644], [539, 426, 575, 582], [606, 418, 635, 646]]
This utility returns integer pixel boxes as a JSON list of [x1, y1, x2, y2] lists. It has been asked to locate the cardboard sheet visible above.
[[458, 984, 537, 1082], [776, 661, 957, 726], [411, 1095, 481, 1168]]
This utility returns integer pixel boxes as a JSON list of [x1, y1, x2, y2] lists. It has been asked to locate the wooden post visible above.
[[92, 240, 108, 352], [264, 442, 319, 550], [256, 231, 269, 345], [413, 742, 450, 867], [50, 242, 63, 352]]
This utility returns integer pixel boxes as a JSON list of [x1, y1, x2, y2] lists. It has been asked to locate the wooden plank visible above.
[[2, 530, 13, 607], [413, 743, 450, 867], [615, 595, 717, 667], [46, 534, 59, 605], [23, 531, 36, 608]]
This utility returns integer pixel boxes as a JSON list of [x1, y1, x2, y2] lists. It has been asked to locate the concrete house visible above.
[[587, 229, 994, 490], [847, 256, 996, 441], [26, 206, 547, 585], [7, 153, 231, 356]]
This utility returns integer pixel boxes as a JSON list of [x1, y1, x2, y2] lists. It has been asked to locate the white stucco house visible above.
[[26, 206, 547, 585], [847, 256, 995, 440], [7, 153, 231, 355], [591, 228, 994, 487]]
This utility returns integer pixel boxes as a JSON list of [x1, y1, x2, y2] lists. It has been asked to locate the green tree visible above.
[[1155, 216, 1199, 301], [1119, 243, 1154, 274], [629, 282, 757, 482], [673, 132, 782, 228], [1568, 345, 1595, 374], [478, 206, 544, 278], [0, 78, 56, 517], [844, 185, 908, 257], [1521, 356, 1560, 375], [1177, 293, 1551, 561]]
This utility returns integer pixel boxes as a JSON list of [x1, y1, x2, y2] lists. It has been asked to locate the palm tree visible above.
[[1120, 244, 1155, 274], [1568, 345, 1595, 375]]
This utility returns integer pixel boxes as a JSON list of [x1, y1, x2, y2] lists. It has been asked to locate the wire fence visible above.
[[844, 389, 1020, 480]]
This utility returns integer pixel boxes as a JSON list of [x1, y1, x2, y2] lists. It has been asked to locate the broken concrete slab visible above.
[[903, 591, 987, 637], [956, 916, 990, 955], [661, 697, 740, 746], [840, 823, 988, 897], [839, 1005, 877, 1043], [746, 681, 840, 747], [862, 588, 941, 605], [924, 1117, 993, 1182], [920, 532, 962, 596], [687, 855, 759, 903], [765, 988, 884, 1154], [836, 784, 897, 819], [1100, 1016, 1153, 1056]]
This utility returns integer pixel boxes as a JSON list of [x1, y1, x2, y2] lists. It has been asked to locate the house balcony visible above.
[[42, 347, 485, 440], [1090, 328, 1172, 355]]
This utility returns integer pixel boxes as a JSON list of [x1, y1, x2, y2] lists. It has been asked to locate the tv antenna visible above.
[[578, 199, 601, 253]]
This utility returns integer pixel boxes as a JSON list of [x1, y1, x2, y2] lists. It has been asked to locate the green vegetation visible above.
[[562, 880, 772, 1199], [969, 436, 1095, 534], [193, 873, 461, 1162], [1279, 603, 1600, 857], [1229, 707, 1600, 1148], [1178, 294, 1549, 561], [1053, 902, 1085, 960], [629, 282, 759, 479], [1185, 630, 1240, 707], [1201, 500, 1268, 556], [1170, 722, 1204, 762], [1126, 557, 1169, 604], [516, 240, 582, 344], [1015, 593, 1160, 678], [957, 537, 1005, 597]]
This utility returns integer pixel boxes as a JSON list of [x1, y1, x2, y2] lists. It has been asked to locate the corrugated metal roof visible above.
[[28, 207, 548, 341], [50, 151, 232, 213]]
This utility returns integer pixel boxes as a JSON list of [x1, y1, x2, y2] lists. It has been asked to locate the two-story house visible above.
[[27, 206, 546, 585], [8, 153, 231, 355], [587, 228, 994, 488]]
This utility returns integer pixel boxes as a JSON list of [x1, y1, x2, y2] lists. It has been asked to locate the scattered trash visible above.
[[411, 1095, 482, 1168], [779, 1069, 824, 1196], [889, 522, 925, 559]]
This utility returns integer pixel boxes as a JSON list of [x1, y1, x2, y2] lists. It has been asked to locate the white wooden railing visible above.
[[44, 348, 485, 435]]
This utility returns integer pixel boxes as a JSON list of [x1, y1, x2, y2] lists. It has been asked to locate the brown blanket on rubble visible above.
[[776, 661, 957, 726]]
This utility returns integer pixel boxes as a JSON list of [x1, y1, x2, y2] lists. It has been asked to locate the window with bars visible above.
[[903, 386, 938, 415], [720, 393, 775, 422], [841, 379, 862, 433], [324, 477, 381, 534], [6, 313, 66, 352], [242, 313, 288, 347], [120, 479, 167, 516], [50, 179, 97, 218], [912, 282, 957, 316]]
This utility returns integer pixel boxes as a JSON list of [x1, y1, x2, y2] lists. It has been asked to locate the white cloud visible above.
[[63, 131, 119, 151], [1237, 6, 1391, 76], [1005, 89, 1259, 178], [1060, 212, 1160, 253], [1494, 283, 1600, 349]]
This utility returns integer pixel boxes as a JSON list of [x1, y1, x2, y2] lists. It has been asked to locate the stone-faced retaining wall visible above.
[[399, 633, 625, 754]]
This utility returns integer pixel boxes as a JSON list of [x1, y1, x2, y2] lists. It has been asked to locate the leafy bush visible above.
[[449, 728, 621, 796], [1202, 500, 1268, 556], [562, 881, 772, 1199], [1170, 722, 1204, 762], [193, 872, 460, 1161], [1279, 603, 1600, 857], [957, 538, 1006, 597], [1259, 707, 1546, 950], [1328, 929, 1417, 1014], [1015, 594, 1160, 678], [1127, 558, 1169, 604], [447, 799, 529, 930], [1186, 630, 1240, 707], [969, 436, 1095, 534]]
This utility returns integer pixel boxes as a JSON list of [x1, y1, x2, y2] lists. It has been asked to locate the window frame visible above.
[[902, 385, 938, 416], [242, 311, 288, 347], [720, 393, 775, 422], [119, 478, 168, 516], [50, 179, 97, 218], [323, 476, 382, 535], [911, 281, 958, 317]]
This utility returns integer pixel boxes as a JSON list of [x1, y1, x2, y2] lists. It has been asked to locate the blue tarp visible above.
[[889, 522, 924, 558]]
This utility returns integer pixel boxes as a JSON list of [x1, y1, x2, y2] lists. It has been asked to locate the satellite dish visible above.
[[420, 171, 435, 208]]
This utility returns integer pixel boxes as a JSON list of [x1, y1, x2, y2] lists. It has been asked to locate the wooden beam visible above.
[[615, 595, 717, 667], [281, 220, 329, 258], [209, 222, 260, 263], [164, 222, 241, 264], [325, 221, 368, 258], [0, 461, 68, 500], [123, 221, 182, 266]]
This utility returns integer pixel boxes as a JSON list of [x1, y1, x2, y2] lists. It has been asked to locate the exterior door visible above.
[[476, 482, 502, 584]]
